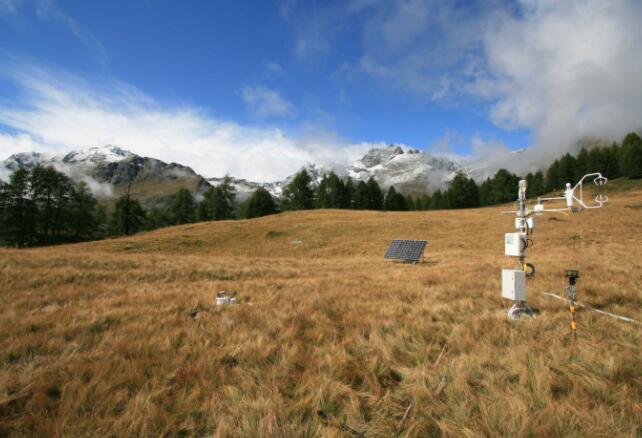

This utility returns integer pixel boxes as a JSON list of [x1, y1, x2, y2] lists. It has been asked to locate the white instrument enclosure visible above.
[[502, 269, 526, 301], [505, 232, 527, 257]]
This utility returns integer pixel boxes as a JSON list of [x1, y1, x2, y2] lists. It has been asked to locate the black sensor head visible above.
[[564, 269, 580, 285]]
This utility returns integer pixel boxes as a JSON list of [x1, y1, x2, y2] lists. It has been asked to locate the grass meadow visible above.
[[1, 181, 641, 437]]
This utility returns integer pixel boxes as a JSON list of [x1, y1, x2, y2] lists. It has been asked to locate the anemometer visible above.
[[501, 173, 609, 319]]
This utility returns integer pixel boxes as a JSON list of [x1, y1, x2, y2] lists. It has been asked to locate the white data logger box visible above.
[[502, 269, 526, 301], [505, 232, 527, 257]]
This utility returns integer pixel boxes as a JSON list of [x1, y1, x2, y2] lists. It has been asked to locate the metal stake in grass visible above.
[[564, 270, 580, 341]]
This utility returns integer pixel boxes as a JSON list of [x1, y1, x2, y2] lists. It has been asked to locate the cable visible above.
[[525, 263, 535, 277], [541, 292, 641, 326]]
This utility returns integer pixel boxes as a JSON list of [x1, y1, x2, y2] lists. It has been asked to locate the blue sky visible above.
[[1, 0, 641, 180]]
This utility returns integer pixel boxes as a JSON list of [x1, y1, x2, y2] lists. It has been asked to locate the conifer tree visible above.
[[545, 159, 563, 192], [479, 178, 491, 206], [69, 182, 98, 239], [111, 196, 146, 235], [366, 177, 383, 210], [31, 165, 70, 243], [326, 172, 347, 208], [604, 142, 621, 178], [446, 172, 480, 208], [315, 174, 331, 209], [170, 188, 196, 224], [429, 190, 443, 210], [525, 171, 545, 198], [145, 207, 170, 230], [416, 193, 431, 210], [487, 169, 519, 204], [559, 153, 577, 185], [199, 176, 236, 220], [281, 169, 314, 210], [405, 194, 415, 211], [245, 187, 277, 218], [620, 132, 642, 178], [1, 167, 104, 245], [211, 187, 236, 219], [93, 204, 109, 237], [574, 147, 590, 181], [353, 180, 369, 209], [0, 168, 33, 247], [343, 177, 355, 209], [384, 186, 407, 211]]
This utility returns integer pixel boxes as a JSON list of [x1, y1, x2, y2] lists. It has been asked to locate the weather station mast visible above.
[[500, 173, 609, 319]]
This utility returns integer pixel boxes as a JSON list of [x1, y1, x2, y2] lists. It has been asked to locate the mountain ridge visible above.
[[1, 144, 477, 205]]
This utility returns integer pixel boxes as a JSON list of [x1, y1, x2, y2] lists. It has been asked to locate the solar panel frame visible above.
[[384, 239, 427, 263]]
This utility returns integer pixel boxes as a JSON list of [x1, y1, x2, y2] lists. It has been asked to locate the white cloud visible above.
[[242, 86, 294, 119], [353, 0, 484, 97], [0, 66, 372, 182], [0, 131, 48, 154], [338, 0, 642, 170], [476, 0, 642, 164]]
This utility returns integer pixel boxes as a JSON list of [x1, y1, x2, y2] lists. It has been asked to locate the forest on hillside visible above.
[[1, 132, 641, 248]]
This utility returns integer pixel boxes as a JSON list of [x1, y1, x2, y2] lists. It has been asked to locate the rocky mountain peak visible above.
[[1, 145, 209, 208], [2, 143, 482, 206], [61, 145, 134, 164]]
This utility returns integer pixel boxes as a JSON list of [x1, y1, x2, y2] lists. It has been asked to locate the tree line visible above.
[[0, 167, 105, 247], [1, 132, 640, 247], [0, 167, 283, 247]]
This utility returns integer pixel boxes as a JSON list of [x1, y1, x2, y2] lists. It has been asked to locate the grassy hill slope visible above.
[[1, 181, 641, 437]]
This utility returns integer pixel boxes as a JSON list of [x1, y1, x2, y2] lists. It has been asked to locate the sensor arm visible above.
[[535, 172, 608, 213], [571, 173, 608, 209]]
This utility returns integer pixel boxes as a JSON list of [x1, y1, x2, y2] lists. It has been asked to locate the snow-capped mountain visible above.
[[206, 146, 471, 199], [1, 144, 478, 206], [207, 163, 327, 202], [1, 145, 211, 207], [346, 145, 472, 194], [2, 146, 134, 172]]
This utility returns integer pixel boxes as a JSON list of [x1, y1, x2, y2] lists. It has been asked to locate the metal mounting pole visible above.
[[501, 173, 607, 320], [564, 270, 580, 341]]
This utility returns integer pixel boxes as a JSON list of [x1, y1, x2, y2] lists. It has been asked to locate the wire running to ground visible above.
[[541, 292, 641, 326]]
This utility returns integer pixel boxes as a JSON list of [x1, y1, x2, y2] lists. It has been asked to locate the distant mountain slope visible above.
[[208, 163, 327, 202], [1, 145, 211, 208], [346, 145, 471, 194], [208, 146, 471, 200], [1, 144, 483, 206]]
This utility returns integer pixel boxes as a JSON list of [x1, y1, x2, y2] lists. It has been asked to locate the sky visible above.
[[0, 0, 641, 181]]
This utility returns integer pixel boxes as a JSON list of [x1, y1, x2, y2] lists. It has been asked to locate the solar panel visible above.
[[384, 239, 427, 263]]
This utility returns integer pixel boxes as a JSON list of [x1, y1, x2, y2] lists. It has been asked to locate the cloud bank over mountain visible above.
[[0, 66, 374, 181], [1, 0, 641, 180], [478, 0, 642, 170], [340, 0, 642, 170]]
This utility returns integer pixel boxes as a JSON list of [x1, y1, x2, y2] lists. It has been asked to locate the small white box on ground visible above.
[[502, 269, 526, 301], [505, 232, 526, 257]]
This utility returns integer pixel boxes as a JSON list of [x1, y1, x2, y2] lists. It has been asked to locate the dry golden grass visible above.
[[1, 181, 641, 437]]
